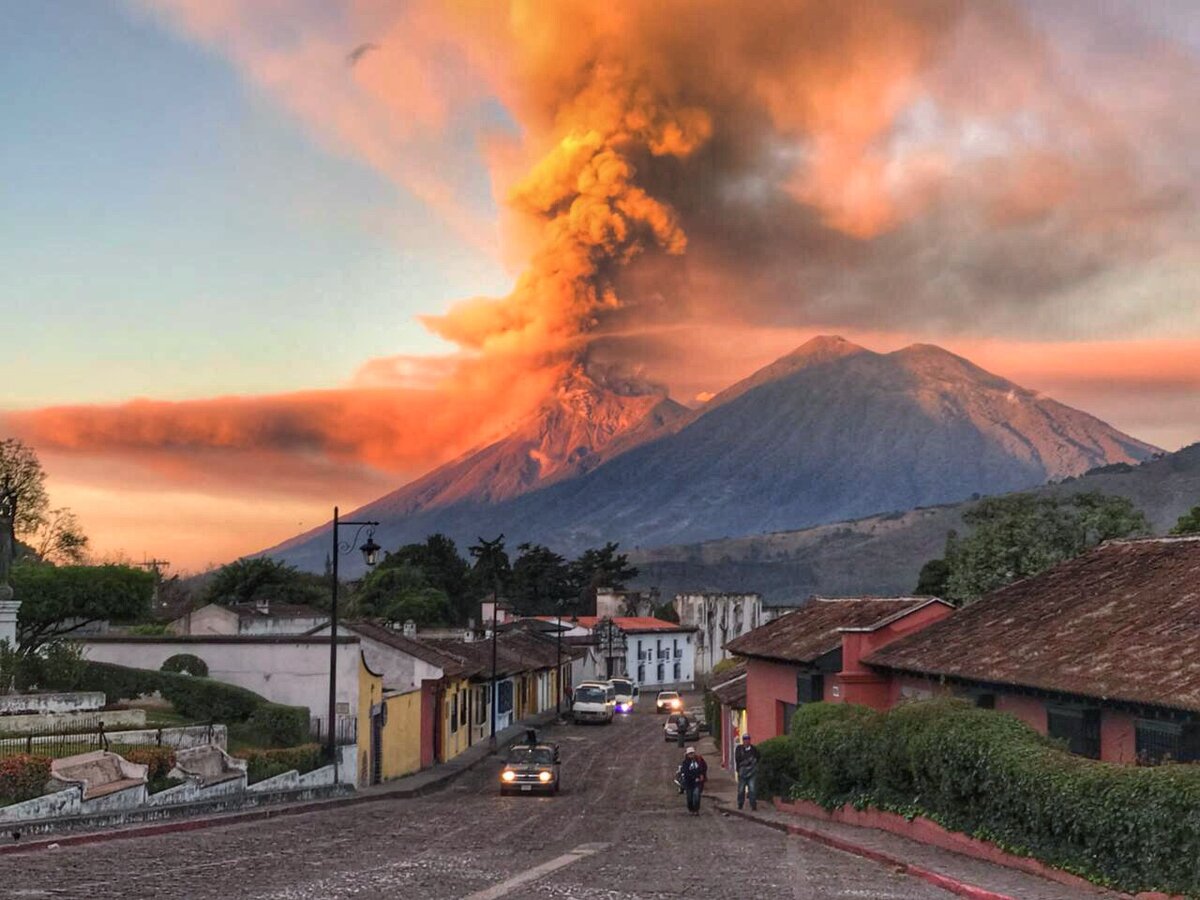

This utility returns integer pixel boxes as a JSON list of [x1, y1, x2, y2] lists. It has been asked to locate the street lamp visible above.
[[328, 506, 380, 767]]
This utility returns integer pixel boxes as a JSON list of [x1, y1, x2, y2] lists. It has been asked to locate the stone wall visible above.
[[0, 692, 105, 715]]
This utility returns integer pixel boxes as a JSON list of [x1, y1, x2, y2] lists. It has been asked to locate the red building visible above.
[[724, 597, 953, 739], [866, 537, 1200, 764]]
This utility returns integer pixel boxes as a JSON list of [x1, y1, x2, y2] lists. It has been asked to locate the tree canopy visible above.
[[509, 543, 573, 615], [1170, 504, 1200, 535], [203, 557, 327, 608], [918, 491, 1149, 604], [569, 542, 639, 614], [13, 564, 154, 653], [378, 534, 471, 622], [354, 562, 452, 627], [0, 440, 89, 567]]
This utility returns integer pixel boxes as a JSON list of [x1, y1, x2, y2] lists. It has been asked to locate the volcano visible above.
[[267, 337, 1158, 572]]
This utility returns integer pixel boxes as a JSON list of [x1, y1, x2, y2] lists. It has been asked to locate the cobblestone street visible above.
[[4, 708, 1009, 898]]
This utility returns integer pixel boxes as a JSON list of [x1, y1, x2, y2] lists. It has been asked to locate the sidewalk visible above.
[[0, 710, 561, 856], [696, 736, 1116, 900]]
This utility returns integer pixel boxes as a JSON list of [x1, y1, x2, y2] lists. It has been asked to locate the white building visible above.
[[674, 592, 765, 677], [594, 588, 658, 619], [169, 601, 328, 637]]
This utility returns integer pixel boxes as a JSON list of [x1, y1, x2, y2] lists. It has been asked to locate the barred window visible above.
[[1047, 706, 1101, 759], [1136, 720, 1200, 764]]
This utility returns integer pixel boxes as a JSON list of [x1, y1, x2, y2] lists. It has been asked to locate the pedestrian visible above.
[[735, 733, 759, 811], [675, 711, 690, 748], [677, 746, 707, 814]]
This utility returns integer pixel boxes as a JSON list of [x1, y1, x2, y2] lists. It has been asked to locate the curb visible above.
[[716, 801, 1016, 900], [0, 718, 549, 857]]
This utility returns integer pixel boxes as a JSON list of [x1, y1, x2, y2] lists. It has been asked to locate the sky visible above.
[[2, 0, 1198, 570]]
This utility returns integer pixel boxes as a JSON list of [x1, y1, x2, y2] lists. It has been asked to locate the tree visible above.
[[653, 600, 680, 623], [509, 543, 573, 615], [355, 563, 452, 627], [13, 564, 153, 654], [203, 557, 326, 608], [936, 492, 1148, 604], [569, 542, 639, 614], [469, 535, 512, 604], [29, 508, 90, 565], [914, 556, 951, 596], [0, 439, 49, 535], [1170, 504, 1200, 535], [379, 534, 471, 623]]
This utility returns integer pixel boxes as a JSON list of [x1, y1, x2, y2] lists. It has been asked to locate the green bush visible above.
[[758, 699, 1200, 895], [756, 736, 797, 801], [115, 746, 176, 782], [239, 744, 323, 784], [161, 653, 209, 677], [63, 661, 309, 747], [0, 755, 52, 803], [790, 702, 880, 804]]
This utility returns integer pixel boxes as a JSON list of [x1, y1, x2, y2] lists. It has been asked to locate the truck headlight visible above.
[[501, 770, 515, 782], [538, 771, 552, 783]]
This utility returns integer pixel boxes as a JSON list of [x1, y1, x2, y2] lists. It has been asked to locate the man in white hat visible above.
[[677, 745, 708, 814]]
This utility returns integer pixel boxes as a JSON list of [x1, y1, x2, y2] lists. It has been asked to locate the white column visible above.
[[0, 584, 18, 649]]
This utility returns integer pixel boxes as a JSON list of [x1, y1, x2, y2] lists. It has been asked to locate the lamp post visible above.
[[555, 599, 564, 720], [328, 506, 381, 766]]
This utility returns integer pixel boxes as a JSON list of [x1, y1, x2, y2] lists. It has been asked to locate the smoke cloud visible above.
[[8, 0, 1197, 564]]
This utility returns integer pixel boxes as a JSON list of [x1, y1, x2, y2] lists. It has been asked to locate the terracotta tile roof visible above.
[[343, 621, 476, 678], [710, 662, 747, 706], [569, 616, 694, 633], [725, 598, 934, 664], [234, 602, 326, 620], [865, 538, 1200, 714]]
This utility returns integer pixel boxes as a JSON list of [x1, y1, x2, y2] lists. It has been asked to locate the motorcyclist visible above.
[[677, 746, 707, 815]]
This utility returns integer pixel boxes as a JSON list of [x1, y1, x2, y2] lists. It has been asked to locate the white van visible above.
[[609, 677, 637, 713], [571, 683, 614, 724]]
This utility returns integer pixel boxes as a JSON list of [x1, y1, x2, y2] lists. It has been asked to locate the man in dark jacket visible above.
[[734, 733, 759, 811], [678, 746, 707, 814], [674, 711, 690, 748]]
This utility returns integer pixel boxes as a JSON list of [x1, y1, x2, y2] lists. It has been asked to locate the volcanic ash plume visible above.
[[420, 66, 710, 360]]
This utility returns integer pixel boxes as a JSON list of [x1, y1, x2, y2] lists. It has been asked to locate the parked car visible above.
[[500, 742, 561, 795], [571, 683, 614, 724], [655, 690, 683, 714], [609, 677, 637, 713], [663, 713, 701, 743]]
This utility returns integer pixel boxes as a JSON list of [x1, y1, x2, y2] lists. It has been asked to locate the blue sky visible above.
[[0, 0, 508, 407]]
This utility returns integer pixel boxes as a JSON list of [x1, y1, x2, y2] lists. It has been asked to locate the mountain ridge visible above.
[[265, 337, 1159, 572]]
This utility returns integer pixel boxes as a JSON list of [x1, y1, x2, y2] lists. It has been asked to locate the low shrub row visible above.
[[56, 661, 310, 747], [239, 744, 323, 785], [759, 699, 1200, 895], [0, 754, 52, 803]]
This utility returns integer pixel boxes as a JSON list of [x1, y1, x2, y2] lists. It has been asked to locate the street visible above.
[[5, 706, 959, 899]]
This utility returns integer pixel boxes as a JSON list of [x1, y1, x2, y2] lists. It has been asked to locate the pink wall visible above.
[[1100, 710, 1136, 763], [745, 658, 801, 741], [995, 693, 1045, 732]]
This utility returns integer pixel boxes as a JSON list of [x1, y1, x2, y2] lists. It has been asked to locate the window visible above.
[[656, 663, 664, 682], [449, 693, 459, 734], [637, 663, 645, 682], [975, 693, 996, 710], [779, 701, 798, 735], [476, 687, 487, 725], [673, 661, 681, 681], [796, 673, 824, 705], [1047, 706, 1101, 759], [638, 640, 644, 661], [460, 690, 469, 725], [1136, 720, 1200, 764]]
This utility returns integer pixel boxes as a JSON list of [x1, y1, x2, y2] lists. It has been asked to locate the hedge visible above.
[[0, 755, 52, 803], [239, 744, 323, 785], [760, 699, 1200, 895], [60, 661, 309, 747], [161, 653, 209, 677]]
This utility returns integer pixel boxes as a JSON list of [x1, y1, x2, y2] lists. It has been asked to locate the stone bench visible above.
[[170, 744, 248, 787], [50, 750, 148, 801]]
